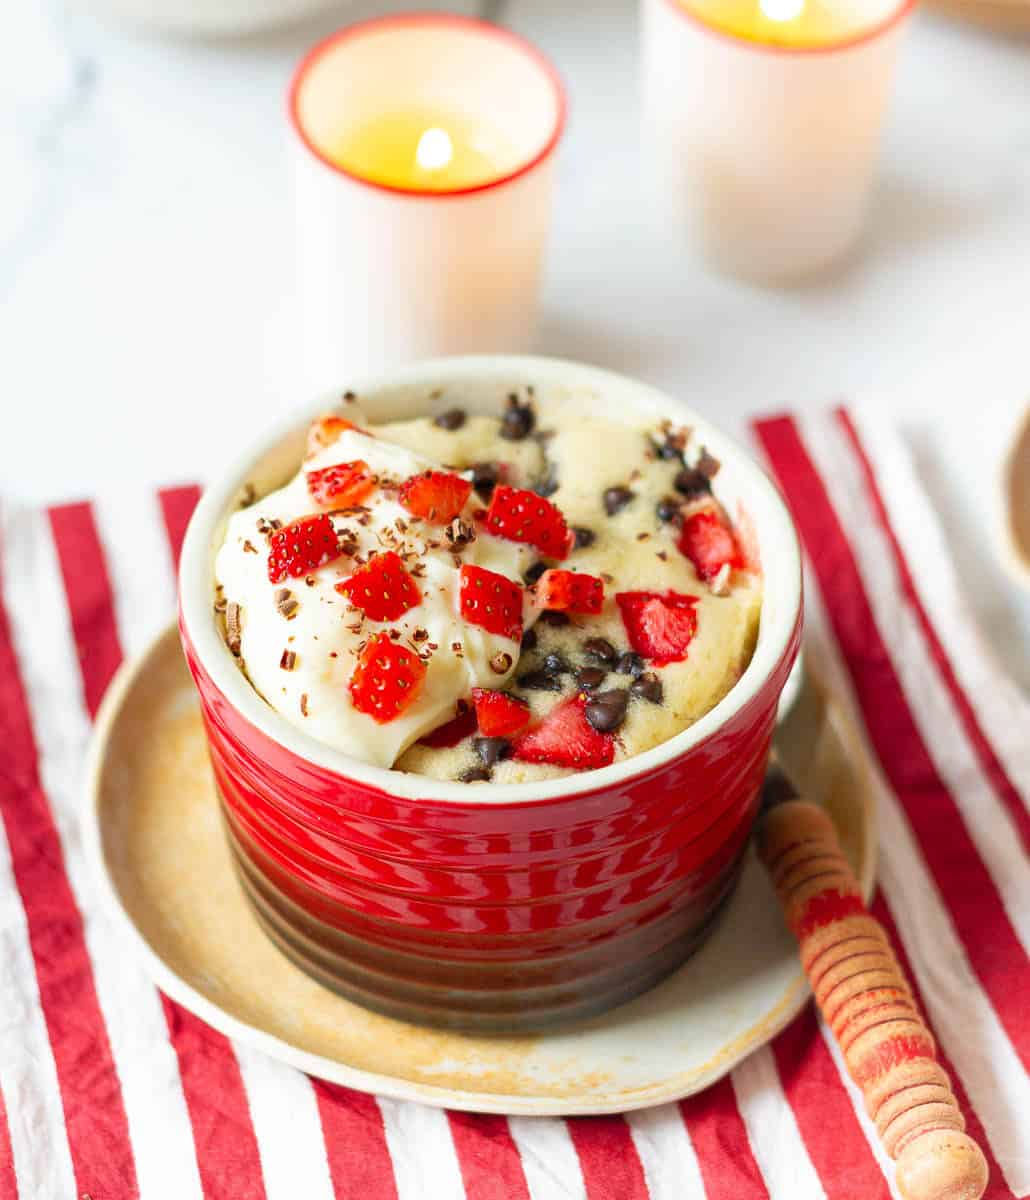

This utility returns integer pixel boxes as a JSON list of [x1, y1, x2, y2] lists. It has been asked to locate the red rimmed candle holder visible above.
[[290, 15, 566, 391]]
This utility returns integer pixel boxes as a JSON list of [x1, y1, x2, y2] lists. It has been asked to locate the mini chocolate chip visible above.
[[474, 736, 511, 766], [585, 689, 629, 732], [576, 666, 607, 691], [460, 765, 492, 782], [434, 407, 466, 430], [517, 670, 563, 692], [572, 526, 596, 549], [656, 497, 681, 523], [500, 396, 535, 441], [674, 467, 711, 499], [603, 486, 634, 516], [654, 438, 683, 461], [615, 651, 645, 677], [539, 611, 570, 627], [521, 627, 538, 651], [583, 637, 617, 664], [524, 561, 548, 584], [542, 653, 571, 676], [533, 466, 559, 498], [470, 461, 500, 499], [631, 672, 664, 704]]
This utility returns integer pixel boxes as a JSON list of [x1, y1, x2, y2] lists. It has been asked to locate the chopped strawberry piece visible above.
[[677, 510, 744, 582], [536, 569, 604, 615], [306, 460, 376, 509], [472, 688, 531, 737], [459, 564, 523, 641], [398, 470, 473, 524], [267, 514, 342, 583], [307, 413, 368, 457], [419, 703, 478, 748], [336, 551, 420, 621], [512, 695, 615, 770], [483, 486, 571, 560], [348, 633, 426, 723], [616, 591, 699, 665]]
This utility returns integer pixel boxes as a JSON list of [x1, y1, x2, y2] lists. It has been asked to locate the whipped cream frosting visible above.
[[215, 426, 535, 768]]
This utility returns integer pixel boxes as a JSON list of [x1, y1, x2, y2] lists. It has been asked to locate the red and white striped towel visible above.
[[0, 408, 1026, 1200]]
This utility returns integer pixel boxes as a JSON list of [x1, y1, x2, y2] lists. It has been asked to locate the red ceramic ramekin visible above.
[[179, 356, 802, 1031]]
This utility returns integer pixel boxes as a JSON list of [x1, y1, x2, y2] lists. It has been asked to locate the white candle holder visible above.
[[641, 0, 913, 283], [289, 14, 565, 390]]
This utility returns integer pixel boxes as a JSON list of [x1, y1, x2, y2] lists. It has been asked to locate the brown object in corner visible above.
[[757, 796, 989, 1200]]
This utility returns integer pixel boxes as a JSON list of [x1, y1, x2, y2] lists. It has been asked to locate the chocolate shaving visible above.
[[242, 539, 258, 554], [275, 588, 299, 620], [445, 518, 475, 551], [300, 693, 309, 716], [697, 448, 721, 478], [225, 603, 242, 656], [280, 649, 297, 671]]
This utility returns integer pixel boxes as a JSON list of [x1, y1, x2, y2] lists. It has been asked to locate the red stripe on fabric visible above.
[[160, 998, 266, 1200], [159, 484, 202, 570], [836, 408, 1030, 855], [49, 500, 266, 1200], [0, 537, 139, 1198], [871, 894, 1016, 1200], [48, 502, 124, 718], [310, 1081, 398, 1200], [754, 415, 1030, 1072], [772, 1007, 890, 1200], [567, 1116, 649, 1200], [679, 1075, 768, 1200], [447, 1112, 531, 1200], [0, 1088, 17, 1200]]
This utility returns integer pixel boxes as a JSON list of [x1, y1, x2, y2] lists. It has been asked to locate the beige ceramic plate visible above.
[[999, 402, 1030, 592], [85, 626, 875, 1116]]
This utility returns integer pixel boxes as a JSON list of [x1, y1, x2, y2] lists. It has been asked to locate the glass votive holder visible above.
[[289, 14, 565, 389], [641, 0, 913, 283]]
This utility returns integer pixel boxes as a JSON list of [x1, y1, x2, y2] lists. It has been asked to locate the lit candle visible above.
[[641, 0, 914, 282], [330, 108, 514, 193], [678, 0, 878, 48], [290, 15, 565, 389]]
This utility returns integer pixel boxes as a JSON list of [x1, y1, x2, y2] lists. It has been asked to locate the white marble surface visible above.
[[1, 0, 1029, 678]]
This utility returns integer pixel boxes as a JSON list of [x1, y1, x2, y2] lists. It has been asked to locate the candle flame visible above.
[[415, 127, 454, 172], [759, 0, 804, 20]]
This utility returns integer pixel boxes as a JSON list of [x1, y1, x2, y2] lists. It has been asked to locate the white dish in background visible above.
[[81, 1, 485, 39]]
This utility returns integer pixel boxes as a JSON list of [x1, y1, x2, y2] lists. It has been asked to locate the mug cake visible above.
[[215, 390, 761, 785], [179, 357, 801, 1031]]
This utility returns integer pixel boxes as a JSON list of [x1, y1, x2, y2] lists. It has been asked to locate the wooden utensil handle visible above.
[[756, 799, 989, 1200]]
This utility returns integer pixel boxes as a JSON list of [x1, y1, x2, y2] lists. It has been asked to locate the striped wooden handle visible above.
[[756, 800, 989, 1200]]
